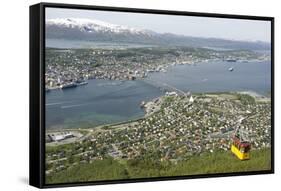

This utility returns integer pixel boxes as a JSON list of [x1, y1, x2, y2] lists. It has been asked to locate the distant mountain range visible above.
[[46, 18, 270, 50]]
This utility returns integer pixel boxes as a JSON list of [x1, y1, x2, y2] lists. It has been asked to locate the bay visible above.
[[46, 60, 271, 129]]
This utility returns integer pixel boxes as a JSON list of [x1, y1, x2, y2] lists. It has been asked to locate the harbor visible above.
[[46, 60, 271, 129], [45, 46, 270, 91]]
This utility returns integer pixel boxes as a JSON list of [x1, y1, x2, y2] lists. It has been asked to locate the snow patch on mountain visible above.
[[46, 18, 152, 35]]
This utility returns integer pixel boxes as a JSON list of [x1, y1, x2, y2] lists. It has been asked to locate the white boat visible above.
[[60, 83, 77, 89], [228, 67, 234, 72]]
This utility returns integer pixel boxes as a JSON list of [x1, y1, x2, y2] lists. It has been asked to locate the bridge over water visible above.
[[142, 79, 189, 96]]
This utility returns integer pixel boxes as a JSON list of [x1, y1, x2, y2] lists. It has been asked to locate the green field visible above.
[[46, 148, 271, 184]]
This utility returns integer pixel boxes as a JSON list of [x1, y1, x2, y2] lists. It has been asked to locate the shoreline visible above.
[[46, 91, 271, 133], [46, 54, 270, 92], [46, 91, 271, 176]]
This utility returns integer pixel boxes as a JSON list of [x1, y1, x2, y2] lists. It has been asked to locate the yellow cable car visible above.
[[231, 127, 251, 160]]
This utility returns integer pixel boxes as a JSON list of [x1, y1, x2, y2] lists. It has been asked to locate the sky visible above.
[[46, 8, 271, 42]]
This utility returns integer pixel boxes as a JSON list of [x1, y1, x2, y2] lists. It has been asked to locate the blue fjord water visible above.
[[46, 60, 271, 129]]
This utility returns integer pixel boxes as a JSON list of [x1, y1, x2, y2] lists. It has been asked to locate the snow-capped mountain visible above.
[[46, 18, 153, 35], [46, 18, 158, 44], [46, 18, 270, 50]]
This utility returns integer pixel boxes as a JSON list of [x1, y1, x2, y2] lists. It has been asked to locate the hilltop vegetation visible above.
[[46, 148, 271, 184], [45, 92, 271, 184]]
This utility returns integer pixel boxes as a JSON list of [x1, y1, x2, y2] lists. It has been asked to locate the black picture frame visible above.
[[30, 2, 275, 188]]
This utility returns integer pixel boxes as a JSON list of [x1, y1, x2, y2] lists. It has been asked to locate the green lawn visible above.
[[46, 148, 271, 184]]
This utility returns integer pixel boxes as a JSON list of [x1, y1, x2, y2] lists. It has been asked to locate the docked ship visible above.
[[77, 81, 88, 86], [60, 82, 77, 89], [76, 80, 88, 86], [226, 59, 237, 62]]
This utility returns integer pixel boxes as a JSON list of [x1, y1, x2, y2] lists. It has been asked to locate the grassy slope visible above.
[[46, 148, 271, 184], [164, 148, 271, 176]]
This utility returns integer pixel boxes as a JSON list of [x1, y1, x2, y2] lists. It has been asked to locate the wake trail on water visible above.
[[46, 101, 74, 106], [61, 103, 91, 109]]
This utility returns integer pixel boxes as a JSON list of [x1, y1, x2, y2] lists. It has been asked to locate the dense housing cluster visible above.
[[46, 93, 271, 175], [45, 47, 269, 89]]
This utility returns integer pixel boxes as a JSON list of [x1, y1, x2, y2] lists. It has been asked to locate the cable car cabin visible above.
[[231, 136, 251, 160]]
